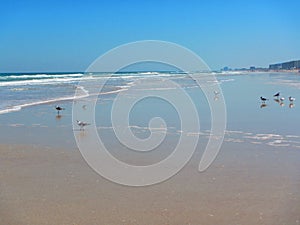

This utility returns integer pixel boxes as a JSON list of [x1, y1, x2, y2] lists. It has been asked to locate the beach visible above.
[[1, 142, 299, 224], [0, 72, 300, 224]]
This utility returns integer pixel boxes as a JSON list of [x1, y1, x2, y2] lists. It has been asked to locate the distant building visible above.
[[250, 66, 255, 71], [269, 60, 300, 70], [269, 63, 282, 70]]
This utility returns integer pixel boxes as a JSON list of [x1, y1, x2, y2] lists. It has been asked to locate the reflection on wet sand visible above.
[[56, 114, 62, 120], [274, 98, 280, 104], [289, 103, 295, 108], [273, 98, 285, 107], [260, 103, 268, 108]]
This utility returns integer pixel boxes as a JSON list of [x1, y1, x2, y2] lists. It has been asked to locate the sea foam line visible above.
[[0, 86, 89, 115], [0, 73, 83, 80], [0, 77, 82, 86], [0, 86, 129, 115]]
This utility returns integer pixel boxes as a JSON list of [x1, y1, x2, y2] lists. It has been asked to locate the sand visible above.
[[1, 142, 299, 225], [1, 72, 300, 224]]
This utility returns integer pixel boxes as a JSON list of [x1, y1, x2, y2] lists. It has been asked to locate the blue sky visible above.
[[1, 0, 300, 72]]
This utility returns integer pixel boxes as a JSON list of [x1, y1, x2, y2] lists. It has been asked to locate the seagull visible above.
[[260, 96, 268, 103], [289, 96, 296, 102], [55, 105, 65, 114], [280, 97, 285, 101], [76, 120, 90, 130], [273, 92, 280, 98]]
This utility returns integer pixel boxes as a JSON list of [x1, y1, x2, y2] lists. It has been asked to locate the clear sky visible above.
[[1, 0, 300, 72]]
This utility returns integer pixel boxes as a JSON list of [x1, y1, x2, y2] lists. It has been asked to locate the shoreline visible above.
[[1, 71, 299, 117]]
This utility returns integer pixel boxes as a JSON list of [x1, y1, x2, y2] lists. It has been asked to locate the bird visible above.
[[280, 97, 285, 101], [76, 120, 90, 130], [260, 96, 268, 103], [273, 92, 280, 98], [55, 105, 65, 114], [214, 91, 219, 95], [289, 96, 296, 102]]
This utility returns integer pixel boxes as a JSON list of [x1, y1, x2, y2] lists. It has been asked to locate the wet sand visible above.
[[1, 141, 299, 225]]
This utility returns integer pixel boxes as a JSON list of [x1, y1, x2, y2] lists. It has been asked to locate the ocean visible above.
[[0, 71, 187, 115]]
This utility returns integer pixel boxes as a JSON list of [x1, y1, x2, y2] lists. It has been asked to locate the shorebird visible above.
[[76, 120, 90, 130], [289, 96, 296, 102], [260, 96, 268, 103], [55, 105, 65, 114], [273, 92, 280, 98], [280, 97, 285, 101]]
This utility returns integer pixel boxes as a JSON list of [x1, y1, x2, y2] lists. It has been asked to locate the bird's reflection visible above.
[[56, 114, 62, 120], [289, 103, 295, 108], [76, 130, 87, 139], [260, 103, 268, 108], [214, 91, 219, 101], [274, 98, 285, 107]]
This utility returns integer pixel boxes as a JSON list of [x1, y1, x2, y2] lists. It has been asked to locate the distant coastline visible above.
[[221, 59, 300, 74]]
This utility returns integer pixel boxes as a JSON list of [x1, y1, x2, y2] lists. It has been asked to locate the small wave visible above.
[[0, 76, 94, 87], [219, 78, 235, 83], [0, 78, 78, 86], [139, 72, 160, 75], [0, 86, 89, 115], [267, 140, 290, 147], [10, 87, 32, 91], [0, 106, 22, 115], [0, 73, 83, 80], [225, 130, 300, 149], [219, 71, 247, 75]]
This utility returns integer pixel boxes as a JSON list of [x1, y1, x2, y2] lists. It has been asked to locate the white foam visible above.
[[219, 71, 247, 75], [0, 73, 83, 80], [0, 106, 22, 115], [0, 77, 81, 86], [285, 135, 300, 138], [219, 78, 235, 83], [9, 123, 24, 127], [267, 140, 290, 147], [0, 86, 89, 115], [0, 75, 97, 87]]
